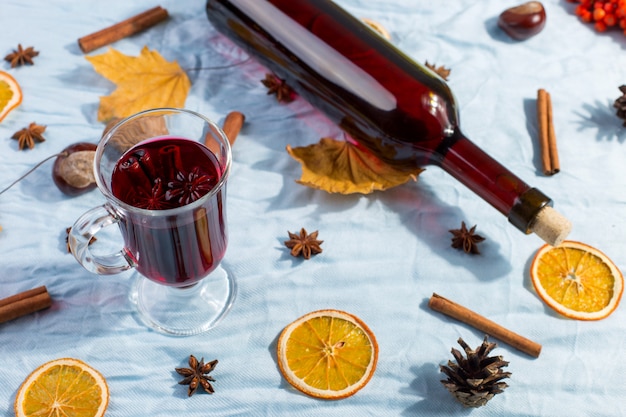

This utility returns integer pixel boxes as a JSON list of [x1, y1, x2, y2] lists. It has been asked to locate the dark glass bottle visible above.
[[206, 0, 570, 245]]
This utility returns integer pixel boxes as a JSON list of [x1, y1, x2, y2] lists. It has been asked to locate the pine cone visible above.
[[613, 85, 626, 127], [440, 336, 511, 408]]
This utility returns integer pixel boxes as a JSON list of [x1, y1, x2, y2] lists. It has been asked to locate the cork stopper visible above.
[[529, 206, 571, 246]]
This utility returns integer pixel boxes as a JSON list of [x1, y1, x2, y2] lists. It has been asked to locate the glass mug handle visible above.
[[68, 204, 134, 275]]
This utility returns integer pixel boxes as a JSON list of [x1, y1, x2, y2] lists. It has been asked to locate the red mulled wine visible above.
[[111, 136, 227, 286]]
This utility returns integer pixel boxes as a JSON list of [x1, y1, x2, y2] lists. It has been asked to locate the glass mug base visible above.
[[129, 264, 237, 336]]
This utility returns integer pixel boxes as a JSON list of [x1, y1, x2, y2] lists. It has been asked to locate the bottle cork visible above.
[[529, 206, 571, 246]]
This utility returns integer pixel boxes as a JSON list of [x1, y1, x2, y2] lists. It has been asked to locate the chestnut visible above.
[[52, 142, 97, 196], [498, 1, 546, 41]]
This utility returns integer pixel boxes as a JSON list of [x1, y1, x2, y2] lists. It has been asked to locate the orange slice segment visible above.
[[14, 358, 109, 417], [277, 309, 378, 400], [530, 240, 624, 320], [0, 71, 22, 122]]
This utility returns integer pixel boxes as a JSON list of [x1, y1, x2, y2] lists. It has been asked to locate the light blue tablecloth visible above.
[[1, 0, 625, 415]]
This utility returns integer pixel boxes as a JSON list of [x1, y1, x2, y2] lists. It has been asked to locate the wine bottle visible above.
[[205, 0, 571, 245]]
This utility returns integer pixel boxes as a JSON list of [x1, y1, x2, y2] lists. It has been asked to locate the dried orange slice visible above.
[[14, 358, 109, 417], [277, 309, 378, 400], [361, 18, 392, 41], [530, 240, 624, 320], [0, 71, 22, 122]]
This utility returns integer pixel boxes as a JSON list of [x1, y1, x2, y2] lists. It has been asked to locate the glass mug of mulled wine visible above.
[[68, 108, 236, 336]]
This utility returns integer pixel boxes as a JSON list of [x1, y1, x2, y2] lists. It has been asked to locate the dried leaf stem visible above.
[[0, 152, 66, 197]]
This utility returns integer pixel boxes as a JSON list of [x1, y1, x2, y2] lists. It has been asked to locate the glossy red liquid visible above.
[[206, 0, 553, 233], [111, 137, 227, 286]]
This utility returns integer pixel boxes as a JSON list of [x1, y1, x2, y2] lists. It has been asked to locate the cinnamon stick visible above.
[[537, 89, 560, 175], [546, 92, 560, 174], [78, 6, 169, 53], [0, 286, 52, 324], [428, 293, 542, 358], [221, 111, 246, 146]]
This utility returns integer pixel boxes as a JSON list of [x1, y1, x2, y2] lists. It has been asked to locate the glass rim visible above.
[[95, 107, 232, 217]]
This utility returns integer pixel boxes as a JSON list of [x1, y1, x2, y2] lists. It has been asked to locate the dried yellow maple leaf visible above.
[[86, 46, 191, 122], [286, 137, 424, 194]]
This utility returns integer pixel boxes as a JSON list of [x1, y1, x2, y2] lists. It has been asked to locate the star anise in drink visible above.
[[133, 178, 174, 210], [4, 44, 39, 68], [449, 221, 485, 255], [166, 167, 216, 206], [175, 355, 218, 397], [284, 228, 323, 259]]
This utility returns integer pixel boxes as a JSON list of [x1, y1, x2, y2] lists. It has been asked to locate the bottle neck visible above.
[[436, 129, 551, 233]]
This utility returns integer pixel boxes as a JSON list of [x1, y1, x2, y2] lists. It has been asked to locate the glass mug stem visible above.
[[69, 204, 134, 275]]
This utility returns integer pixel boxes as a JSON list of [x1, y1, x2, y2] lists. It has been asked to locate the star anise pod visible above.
[[4, 44, 39, 68], [449, 221, 485, 255], [284, 228, 323, 259], [134, 178, 175, 210], [425, 61, 451, 81], [613, 85, 626, 127], [11, 122, 46, 150], [175, 355, 218, 397], [261, 73, 295, 103]]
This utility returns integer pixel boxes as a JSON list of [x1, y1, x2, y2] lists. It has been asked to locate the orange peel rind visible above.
[[0, 71, 22, 122], [361, 18, 392, 40]]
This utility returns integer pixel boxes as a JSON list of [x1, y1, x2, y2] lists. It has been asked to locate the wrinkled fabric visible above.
[[1, 1, 625, 416]]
